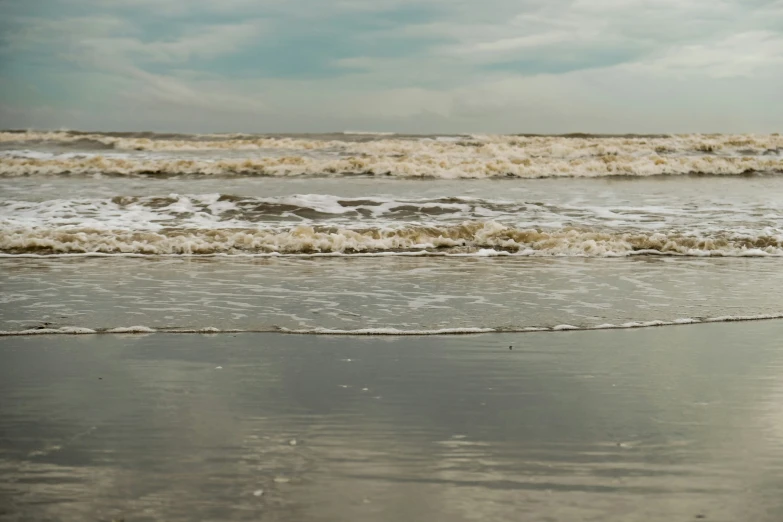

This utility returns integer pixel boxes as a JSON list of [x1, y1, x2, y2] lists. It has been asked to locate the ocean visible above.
[[3, 130, 783, 521], [1, 130, 782, 335]]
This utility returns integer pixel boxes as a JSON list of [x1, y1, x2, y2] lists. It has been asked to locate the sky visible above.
[[0, 0, 782, 133]]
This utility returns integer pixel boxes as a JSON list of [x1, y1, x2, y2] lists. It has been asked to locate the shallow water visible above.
[[2, 323, 783, 521], [1, 256, 783, 334]]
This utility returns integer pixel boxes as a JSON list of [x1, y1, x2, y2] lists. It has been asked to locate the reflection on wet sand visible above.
[[1, 321, 783, 521]]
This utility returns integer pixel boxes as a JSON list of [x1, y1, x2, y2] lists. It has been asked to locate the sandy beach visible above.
[[2, 322, 783, 521]]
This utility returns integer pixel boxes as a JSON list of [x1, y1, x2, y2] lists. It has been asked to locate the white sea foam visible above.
[[2, 191, 780, 245], [105, 326, 157, 333], [277, 327, 497, 335], [2, 314, 782, 336], [0, 327, 97, 336]]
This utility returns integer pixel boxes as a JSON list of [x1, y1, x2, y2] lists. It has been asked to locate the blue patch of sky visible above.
[[170, 33, 443, 79], [144, 6, 449, 79], [0, 63, 84, 106]]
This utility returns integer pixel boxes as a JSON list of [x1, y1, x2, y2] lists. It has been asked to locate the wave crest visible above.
[[1, 154, 781, 179], [2, 130, 782, 155], [2, 222, 781, 256]]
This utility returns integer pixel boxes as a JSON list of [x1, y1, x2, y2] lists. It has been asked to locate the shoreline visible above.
[[3, 313, 783, 337]]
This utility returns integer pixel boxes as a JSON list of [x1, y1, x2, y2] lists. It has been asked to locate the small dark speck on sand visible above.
[[509, 345, 513, 350], [695, 515, 706, 519], [98, 377, 102, 380]]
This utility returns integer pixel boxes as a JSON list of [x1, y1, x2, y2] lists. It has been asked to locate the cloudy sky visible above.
[[1, 0, 781, 133]]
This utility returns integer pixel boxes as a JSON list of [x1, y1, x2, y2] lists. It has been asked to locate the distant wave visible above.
[[1, 131, 781, 179], [342, 131, 397, 136], [2, 130, 782, 154], [1, 154, 780, 179], [3, 313, 783, 336]]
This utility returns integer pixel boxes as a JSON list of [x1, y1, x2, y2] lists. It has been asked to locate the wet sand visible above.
[[2, 322, 783, 521]]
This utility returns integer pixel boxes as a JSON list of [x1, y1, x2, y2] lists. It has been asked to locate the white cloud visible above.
[[76, 0, 270, 16], [1, 13, 269, 119], [83, 20, 266, 64], [4, 15, 264, 65], [631, 31, 783, 78], [116, 66, 265, 112], [1, 15, 134, 55], [461, 31, 576, 53], [333, 56, 376, 69]]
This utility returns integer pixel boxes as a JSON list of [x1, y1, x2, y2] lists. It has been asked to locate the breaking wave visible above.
[[2, 130, 782, 155], [2, 222, 781, 256], [1, 154, 780, 179], [1, 131, 781, 179]]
